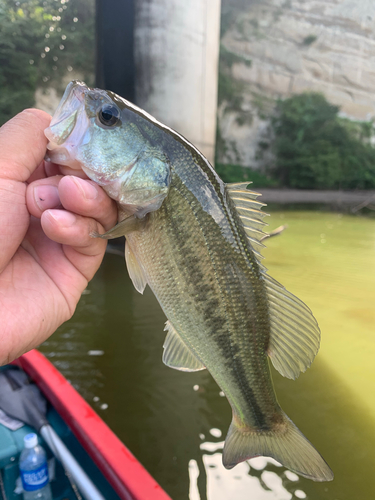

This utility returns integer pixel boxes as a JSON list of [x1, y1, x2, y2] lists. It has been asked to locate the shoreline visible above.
[[256, 188, 375, 209]]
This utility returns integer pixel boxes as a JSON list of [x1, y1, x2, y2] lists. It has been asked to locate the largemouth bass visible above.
[[45, 81, 333, 481]]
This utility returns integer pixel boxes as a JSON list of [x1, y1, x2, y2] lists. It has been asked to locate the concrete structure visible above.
[[134, 0, 221, 164]]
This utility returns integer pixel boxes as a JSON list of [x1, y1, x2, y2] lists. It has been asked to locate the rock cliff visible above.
[[218, 0, 375, 167]]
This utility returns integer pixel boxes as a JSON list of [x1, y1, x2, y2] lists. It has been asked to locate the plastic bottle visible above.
[[19, 433, 52, 500]]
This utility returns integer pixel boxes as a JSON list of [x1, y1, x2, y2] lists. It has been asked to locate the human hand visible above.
[[0, 109, 117, 365]]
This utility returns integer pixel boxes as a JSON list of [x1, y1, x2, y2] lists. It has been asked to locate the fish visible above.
[[45, 81, 333, 482]]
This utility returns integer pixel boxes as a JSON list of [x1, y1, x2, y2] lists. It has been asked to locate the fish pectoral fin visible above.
[[264, 273, 321, 379], [93, 215, 146, 239], [125, 241, 147, 294], [162, 321, 206, 372], [222, 412, 333, 481]]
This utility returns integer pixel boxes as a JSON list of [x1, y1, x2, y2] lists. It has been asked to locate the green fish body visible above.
[[45, 81, 333, 481]]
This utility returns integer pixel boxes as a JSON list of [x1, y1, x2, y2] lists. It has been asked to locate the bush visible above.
[[0, 0, 95, 125], [269, 92, 375, 189]]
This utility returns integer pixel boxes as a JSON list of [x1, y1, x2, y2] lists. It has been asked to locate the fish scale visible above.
[[44, 80, 334, 482]]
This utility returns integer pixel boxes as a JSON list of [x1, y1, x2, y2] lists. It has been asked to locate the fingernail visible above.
[[34, 185, 60, 211], [71, 176, 98, 199], [47, 210, 76, 227]]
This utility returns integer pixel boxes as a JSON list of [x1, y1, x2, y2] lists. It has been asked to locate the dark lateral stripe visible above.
[[164, 185, 225, 330], [170, 177, 270, 428], [234, 360, 269, 429]]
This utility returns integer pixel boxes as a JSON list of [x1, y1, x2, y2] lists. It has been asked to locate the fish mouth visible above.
[[45, 80, 90, 170]]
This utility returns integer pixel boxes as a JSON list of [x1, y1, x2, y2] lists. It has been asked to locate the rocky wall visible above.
[[218, 0, 375, 167]]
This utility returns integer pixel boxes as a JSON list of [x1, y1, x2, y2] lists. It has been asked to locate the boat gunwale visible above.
[[13, 349, 172, 500]]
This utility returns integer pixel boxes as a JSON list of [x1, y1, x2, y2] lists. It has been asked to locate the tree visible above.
[[0, 0, 95, 125], [269, 92, 375, 189]]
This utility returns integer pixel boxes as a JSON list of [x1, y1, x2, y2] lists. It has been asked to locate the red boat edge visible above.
[[13, 349, 172, 500]]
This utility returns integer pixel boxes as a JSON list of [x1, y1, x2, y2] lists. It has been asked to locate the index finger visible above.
[[0, 109, 51, 182]]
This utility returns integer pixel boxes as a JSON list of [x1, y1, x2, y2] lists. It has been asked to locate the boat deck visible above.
[[0, 366, 122, 500]]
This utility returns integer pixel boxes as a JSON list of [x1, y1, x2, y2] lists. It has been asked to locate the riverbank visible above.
[[257, 188, 375, 210]]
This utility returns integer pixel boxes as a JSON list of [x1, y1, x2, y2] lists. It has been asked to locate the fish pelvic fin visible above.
[[125, 241, 147, 294], [222, 413, 333, 482], [162, 321, 206, 372]]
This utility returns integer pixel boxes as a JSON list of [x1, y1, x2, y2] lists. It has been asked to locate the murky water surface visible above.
[[40, 210, 375, 500]]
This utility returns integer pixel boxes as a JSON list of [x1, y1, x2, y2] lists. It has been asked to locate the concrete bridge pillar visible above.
[[135, 0, 221, 164]]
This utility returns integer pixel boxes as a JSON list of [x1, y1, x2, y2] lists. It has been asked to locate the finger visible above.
[[0, 109, 51, 181], [26, 161, 48, 183], [41, 209, 108, 281], [44, 161, 69, 178], [42, 209, 105, 253], [58, 176, 117, 231], [26, 160, 62, 183], [43, 160, 90, 179], [55, 164, 90, 178], [26, 176, 62, 217], [27, 175, 117, 232]]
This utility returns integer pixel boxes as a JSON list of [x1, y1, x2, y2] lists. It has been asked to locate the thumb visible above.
[[0, 109, 51, 273], [0, 109, 51, 182]]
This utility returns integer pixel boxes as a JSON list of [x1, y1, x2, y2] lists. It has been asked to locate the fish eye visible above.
[[97, 104, 120, 127]]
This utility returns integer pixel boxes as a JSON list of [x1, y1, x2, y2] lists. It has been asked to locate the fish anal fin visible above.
[[125, 241, 147, 294], [163, 321, 206, 372], [264, 274, 321, 379], [222, 412, 333, 482]]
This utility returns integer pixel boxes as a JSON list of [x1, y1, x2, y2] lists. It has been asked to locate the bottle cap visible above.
[[24, 433, 38, 449]]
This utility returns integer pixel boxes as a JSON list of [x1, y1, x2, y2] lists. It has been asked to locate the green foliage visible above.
[[216, 44, 253, 160], [0, 0, 95, 125], [250, 91, 274, 120], [217, 71, 244, 108], [302, 34, 317, 46], [215, 163, 278, 187], [219, 44, 251, 69], [269, 92, 375, 189], [217, 45, 249, 108]]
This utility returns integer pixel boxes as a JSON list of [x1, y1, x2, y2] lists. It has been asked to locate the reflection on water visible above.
[[189, 436, 306, 500], [42, 281, 106, 399], [39, 211, 375, 500]]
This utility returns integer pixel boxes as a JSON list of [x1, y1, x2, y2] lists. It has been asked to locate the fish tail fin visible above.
[[222, 412, 333, 482]]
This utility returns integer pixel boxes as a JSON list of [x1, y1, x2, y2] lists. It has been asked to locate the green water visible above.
[[40, 210, 375, 500]]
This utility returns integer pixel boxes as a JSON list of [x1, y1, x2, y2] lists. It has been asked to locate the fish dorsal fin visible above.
[[163, 321, 206, 372], [226, 182, 269, 263], [125, 241, 147, 294], [264, 274, 321, 379]]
